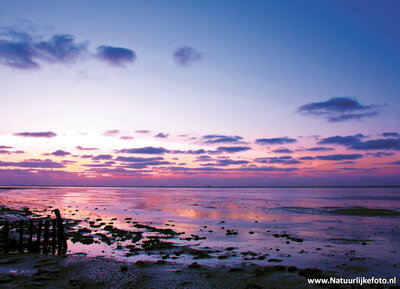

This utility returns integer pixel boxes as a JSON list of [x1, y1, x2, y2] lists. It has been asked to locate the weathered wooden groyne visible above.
[[0, 209, 67, 255]]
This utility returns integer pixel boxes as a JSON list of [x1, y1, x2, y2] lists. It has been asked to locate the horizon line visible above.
[[1, 185, 400, 189]]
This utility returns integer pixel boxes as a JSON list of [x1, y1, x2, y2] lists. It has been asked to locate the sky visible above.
[[0, 0, 399, 186]]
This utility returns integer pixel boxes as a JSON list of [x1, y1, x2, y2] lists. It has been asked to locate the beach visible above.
[[1, 186, 399, 288]]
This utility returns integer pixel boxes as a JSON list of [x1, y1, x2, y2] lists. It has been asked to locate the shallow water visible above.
[[1, 186, 399, 278]]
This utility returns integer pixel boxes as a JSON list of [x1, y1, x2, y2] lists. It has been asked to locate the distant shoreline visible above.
[[1, 185, 400, 189]]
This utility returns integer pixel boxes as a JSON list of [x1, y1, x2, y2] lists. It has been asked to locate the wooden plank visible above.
[[18, 220, 24, 253], [54, 209, 67, 255], [28, 219, 34, 252], [36, 219, 42, 253], [4, 221, 9, 253], [43, 220, 49, 253], [52, 219, 57, 254]]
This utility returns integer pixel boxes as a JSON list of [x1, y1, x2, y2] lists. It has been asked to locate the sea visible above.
[[1, 186, 399, 279]]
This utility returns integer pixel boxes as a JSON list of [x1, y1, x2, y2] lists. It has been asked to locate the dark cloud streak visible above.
[[297, 97, 382, 122], [318, 134, 400, 151], [202, 135, 244, 144], [95, 46, 136, 67], [14, 131, 57, 138], [255, 137, 297, 145]]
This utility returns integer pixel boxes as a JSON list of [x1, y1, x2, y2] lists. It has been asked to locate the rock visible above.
[[287, 266, 298, 272], [188, 262, 201, 269], [121, 265, 128, 272], [156, 260, 167, 265], [229, 268, 243, 272]]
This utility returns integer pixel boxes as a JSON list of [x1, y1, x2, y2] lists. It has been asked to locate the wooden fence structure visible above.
[[0, 209, 67, 255]]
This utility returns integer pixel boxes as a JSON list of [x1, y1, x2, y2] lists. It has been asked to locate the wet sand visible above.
[[0, 253, 347, 289]]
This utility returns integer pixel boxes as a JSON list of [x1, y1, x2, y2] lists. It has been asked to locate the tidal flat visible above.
[[0, 186, 399, 288]]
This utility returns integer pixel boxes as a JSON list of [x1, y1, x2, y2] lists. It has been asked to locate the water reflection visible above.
[[1, 186, 399, 277]]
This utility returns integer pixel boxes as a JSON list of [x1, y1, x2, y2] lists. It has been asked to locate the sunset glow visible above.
[[1, 1, 399, 186]]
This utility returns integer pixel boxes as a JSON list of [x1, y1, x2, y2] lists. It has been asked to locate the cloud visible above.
[[215, 146, 251, 153], [83, 161, 115, 168], [316, 154, 363, 160], [84, 167, 148, 176], [234, 167, 299, 172], [118, 146, 170, 154], [301, 154, 364, 161], [34, 34, 87, 63], [173, 46, 202, 67], [388, 161, 400, 165], [102, 130, 120, 137], [297, 97, 383, 122], [305, 147, 334, 152], [123, 160, 172, 169], [318, 134, 365, 146], [202, 134, 244, 144], [350, 138, 400, 150], [119, 136, 134, 140], [0, 30, 87, 69], [171, 149, 204, 154], [0, 26, 136, 69], [0, 39, 38, 69], [367, 152, 395, 158], [13, 131, 57, 138], [167, 165, 298, 174], [0, 159, 65, 168], [76, 146, 99, 151], [154, 132, 169, 138], [51, 150, 71, 157], [0, 146, 21, 154], [0, 150, 23, 155], [135, 130, 150, 134], [194, 155, 213, 162], [255, 156, 301, 165], [214, 159, 249, 166], [255, 137, 297, 145], [61, 160, 76, 164], [299, 156, 315, 160], [165, 166, 225, 173], [382, 132, 400, 138], [272, 148, 293, 154], [269, 158, 300, 165], [95, 45, 136, 67], [80, 155, 93, 159], [184, 149, 207, 155], [339, 167, 376, 172], [318, 134, 400, 150], [115, 156, 164, 163], [92, 154, 113, 160]]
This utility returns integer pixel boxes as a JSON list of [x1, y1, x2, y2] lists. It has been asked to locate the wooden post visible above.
[[4, 221, 9, 253], [54, 209, 67, 255], [36, 219, 42, 253], [28, 219, 34, 253], [52, 219, 57, 254], [43, 220, 49, 253], [18, 220, 24, 253]]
